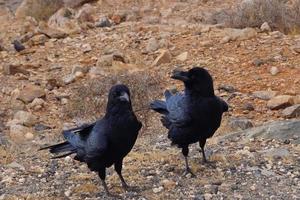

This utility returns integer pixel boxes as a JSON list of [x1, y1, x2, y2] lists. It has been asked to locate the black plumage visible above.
[[40, 84, 142, 195], [150, 67, 228, 176], [12, 40, 25, 52]]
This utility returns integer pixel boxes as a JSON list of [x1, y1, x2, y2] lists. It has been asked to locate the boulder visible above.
[[152, 50, 171, 66], [218, 120, 300, 144], [252, 90, 277, 100], [15, 0, 64, 21], [282, 104, 300, 118], [17, 84, 45, 103], [267, 95, 294, 110], [48, 8, 81, 34], [221, 28, 257, 43], [13, 111, 37, 127]]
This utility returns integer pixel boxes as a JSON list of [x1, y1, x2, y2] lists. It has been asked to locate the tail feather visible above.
[[39, 141, 75, 154], [150, 100, 168, 115], [51, 151, 76, 159]]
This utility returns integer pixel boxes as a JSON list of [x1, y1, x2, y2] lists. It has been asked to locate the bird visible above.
[[12, 40, 25, 52], [150, 67, 228, 176], [40, 84, 142, 196]]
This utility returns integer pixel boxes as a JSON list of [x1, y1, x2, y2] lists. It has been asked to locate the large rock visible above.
[[9, 124, 31, 143], [221, 28, 257, 43], [282, 104, 300, 118], [152, 49, 171, 66], [17, 84, 45, 103], [252, 90, 277, 100], [13, 111, 37, 127], [48, 8, 81, 34], [267, 95, 294, 110], [228, 117, 253, 131], [63, 0, 96, 8], [15, 0, 64, 21], [218, 120, 300, 144]]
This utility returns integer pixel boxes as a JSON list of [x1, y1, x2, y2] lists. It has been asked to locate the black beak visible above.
[[171, 70, 189, 82], [119, 92, 130, 102]]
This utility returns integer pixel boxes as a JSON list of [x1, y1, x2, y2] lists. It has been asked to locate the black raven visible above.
[[40, 84, 142, 195], [12, 40, 25, 52], [150, 67, 228, 176]]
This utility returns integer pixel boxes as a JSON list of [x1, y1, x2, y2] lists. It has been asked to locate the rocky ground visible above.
[[0, 0, 300, 199]]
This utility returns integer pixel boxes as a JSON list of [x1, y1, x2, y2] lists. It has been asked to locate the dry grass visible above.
[[63, 71, 164, 131], [206, 0, 300, 34]]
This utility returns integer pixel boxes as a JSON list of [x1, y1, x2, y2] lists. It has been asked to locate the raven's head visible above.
[[171, 67, 214, 97], [106, 84, 132, 113]]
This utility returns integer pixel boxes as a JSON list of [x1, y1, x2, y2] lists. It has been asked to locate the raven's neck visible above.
[[184, 88, 215, 98], [105, 103, 133, 119]]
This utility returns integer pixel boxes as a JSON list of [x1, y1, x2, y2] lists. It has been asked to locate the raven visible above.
[[40, 84, 142, 195], [150, 67, 228, 176]]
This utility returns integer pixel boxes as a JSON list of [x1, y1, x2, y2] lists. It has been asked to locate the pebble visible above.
[[153, 186, 164, 193], [270, 66, 279, 75]]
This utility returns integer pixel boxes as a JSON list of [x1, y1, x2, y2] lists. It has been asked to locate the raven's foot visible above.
[[184, 167, 196, 178]]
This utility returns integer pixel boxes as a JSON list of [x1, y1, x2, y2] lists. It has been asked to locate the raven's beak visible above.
[[171, 70, 189, 82], [119, 92, 130, 102]]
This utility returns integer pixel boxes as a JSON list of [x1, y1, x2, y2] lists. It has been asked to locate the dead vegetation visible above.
[[206, 0, 300, 34], [63, 72, 164, 131]]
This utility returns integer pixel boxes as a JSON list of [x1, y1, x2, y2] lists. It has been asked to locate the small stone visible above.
[[282, 104, 300, 118], [161, 179, 176, 190], [242, 102, 255, 111], [28, 98, 45, 110], [2, 64, 29, 75], [34, 124, 51, 132], [95, 17, 111, 27], [267, 95, 294, 110], [17, 84, 45, 103], [260, 22, 271, 32], [146, 38, 159, 53], [61, 98, 69, 105], [152, 49, 171, 66], [291, 44, 300, 54], [270, 66, 279, 75], [218, 84, 236, 93], [25, 132, 34, 140], [82, 43, 92, 53], [9, 124, 31, 143], [30, 34, 48, 45], [153, 186, 163, 193], [252, 58, 264, 67], [229, 117, 253, 131], [13, 111, 37, 127], [252, 90, 277, 100], [64, 190, 72, 197], [18, 178, 25, 183], [7, 162, 25, 170], [250, 185, 256, 191], [176, 52, 188, 62], [63, 74, 76, 85]]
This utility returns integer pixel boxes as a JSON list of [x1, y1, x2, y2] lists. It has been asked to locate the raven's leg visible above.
[[98, 169, 110, 196], [182, 146, 195, 177], [199, 139, 207, 163], [114, 159, 129, 190]]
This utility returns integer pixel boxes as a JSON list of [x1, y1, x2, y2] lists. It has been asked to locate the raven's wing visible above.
[[63, 122, 96, 149], [84, 119, 108, 160], [166, 92, 191, 127]]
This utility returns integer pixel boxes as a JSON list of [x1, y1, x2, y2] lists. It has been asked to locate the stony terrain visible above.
[[0, 0, 300, 199]]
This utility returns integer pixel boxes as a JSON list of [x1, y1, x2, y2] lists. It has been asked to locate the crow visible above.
[[150, 67, 228, 176], [12, 40, 25, 52], [40, 84, 142, 196]]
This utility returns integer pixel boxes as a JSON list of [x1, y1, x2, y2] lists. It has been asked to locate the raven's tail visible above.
[[150, 100, 168, 115], [39, 141, 76, 159]]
